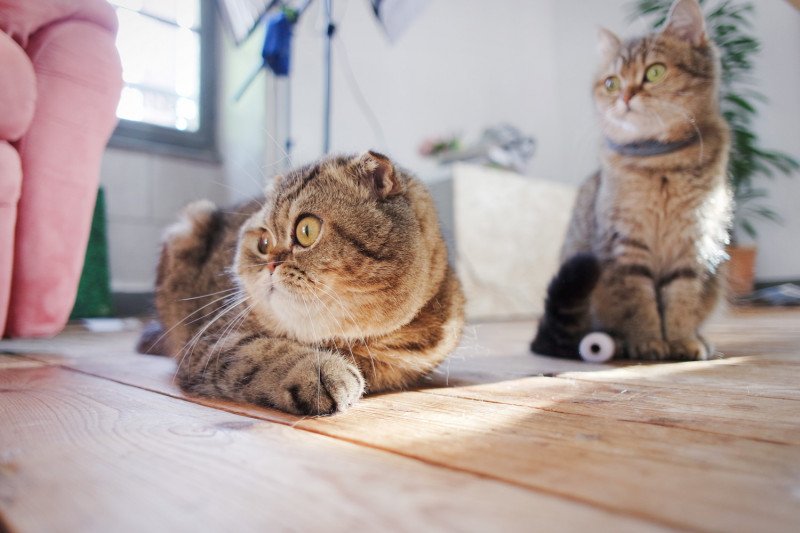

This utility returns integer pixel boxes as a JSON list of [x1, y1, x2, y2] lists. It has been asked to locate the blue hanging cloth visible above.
[[263, 12, 294, 76]]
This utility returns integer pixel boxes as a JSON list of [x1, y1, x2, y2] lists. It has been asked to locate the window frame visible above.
[[108, 0, 219, 161]]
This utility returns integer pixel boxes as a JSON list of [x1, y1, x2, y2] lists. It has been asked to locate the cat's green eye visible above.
[[604, 76, 621, 93], [645, 63, 667, 83], [257, 232, 269, 255], [295, 216, 321, 247]]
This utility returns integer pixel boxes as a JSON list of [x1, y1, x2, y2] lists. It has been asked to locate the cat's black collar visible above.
[[605, 133, 700, 157]]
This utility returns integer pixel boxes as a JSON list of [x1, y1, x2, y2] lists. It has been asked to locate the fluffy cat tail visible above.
[[530, 253, 601, 358]]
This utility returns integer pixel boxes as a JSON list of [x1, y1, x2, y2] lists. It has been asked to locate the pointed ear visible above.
[[597, 27, 621, 60], [663, 0, 707, 46], [355, 151, 402, 199]]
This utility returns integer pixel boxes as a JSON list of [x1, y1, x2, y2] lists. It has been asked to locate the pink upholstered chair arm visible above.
[[0, 30, 35, 141], [2, 0, 122, 337], [0, 0, 118, 141], [0, 0, 118, 48]]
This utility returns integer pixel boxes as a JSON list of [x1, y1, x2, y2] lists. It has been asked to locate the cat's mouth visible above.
[[606, 113, 640, 133], [265, 281, 305, 309], [271, 269, 313, 298]]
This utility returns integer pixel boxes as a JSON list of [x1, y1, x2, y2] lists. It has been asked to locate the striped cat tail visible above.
[[530, 253, 601, 358]]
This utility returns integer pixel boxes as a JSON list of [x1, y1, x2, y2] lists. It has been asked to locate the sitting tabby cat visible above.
[[531, 0, 732, 361], [140, 152, 464, 415]]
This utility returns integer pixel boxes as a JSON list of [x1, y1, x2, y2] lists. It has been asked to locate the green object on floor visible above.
[[70, 187, 113, 319]]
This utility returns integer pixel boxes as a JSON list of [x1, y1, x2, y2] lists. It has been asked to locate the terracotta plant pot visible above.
[[726, 245, 757, 298]]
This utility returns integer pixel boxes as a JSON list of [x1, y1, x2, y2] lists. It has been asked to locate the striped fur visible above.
[[531, 0, 732, 361], [143, 152, 465, 415]]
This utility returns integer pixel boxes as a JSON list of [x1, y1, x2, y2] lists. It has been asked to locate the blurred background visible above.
[[99, 0, 799, 318]]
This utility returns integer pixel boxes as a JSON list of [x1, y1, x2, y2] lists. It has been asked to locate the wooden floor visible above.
[[1, 308, 800, 532]]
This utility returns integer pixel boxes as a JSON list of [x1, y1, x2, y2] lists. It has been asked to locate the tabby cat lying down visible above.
[[139, 152, 465, 415]]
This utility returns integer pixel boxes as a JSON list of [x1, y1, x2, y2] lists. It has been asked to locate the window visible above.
[[109, 0, 217, 159]]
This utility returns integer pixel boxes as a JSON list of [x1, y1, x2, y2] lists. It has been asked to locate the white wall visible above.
[[101, 0, 800, 292], [288, 0, 562, 180], [749, 0, 800, 282]]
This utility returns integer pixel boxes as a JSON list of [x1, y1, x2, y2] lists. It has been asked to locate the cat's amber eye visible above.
[[604, 76, 621, 93], [295, 216, 321, 247], [257, 232, 269, 255], [645, 63, 667, 83]]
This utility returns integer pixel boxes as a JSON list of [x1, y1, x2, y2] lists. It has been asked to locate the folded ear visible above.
[[355, 151, 402, 199], [597, 27, 621, 60], [663, 0, 707, 46]]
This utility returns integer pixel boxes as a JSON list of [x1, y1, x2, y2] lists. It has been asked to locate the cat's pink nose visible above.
[[266, 250, 288, 273], [622, 88, 636, 106]]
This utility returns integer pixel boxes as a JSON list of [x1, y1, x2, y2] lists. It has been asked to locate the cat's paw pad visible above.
[[281, 353, 365, 416], [627, 338, 670, 361], [668, 338, 711, 361]]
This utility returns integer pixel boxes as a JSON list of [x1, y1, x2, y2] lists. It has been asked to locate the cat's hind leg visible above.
[[592, 261, 670, 360], [160, 199, 221, 267]]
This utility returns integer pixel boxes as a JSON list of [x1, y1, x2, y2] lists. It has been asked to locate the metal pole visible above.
[[285, 76, 292, 169], [322, 0, 333, 154]]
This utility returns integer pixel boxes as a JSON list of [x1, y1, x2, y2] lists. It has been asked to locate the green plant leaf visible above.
[[724, 94, 756, 113], [740, 218, 757, 240]]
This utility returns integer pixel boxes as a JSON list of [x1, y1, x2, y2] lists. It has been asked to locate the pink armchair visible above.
[[0, 0, 122, 337]]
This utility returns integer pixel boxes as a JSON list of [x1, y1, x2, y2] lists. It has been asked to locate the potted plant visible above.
[[631, 0, 798, 297]]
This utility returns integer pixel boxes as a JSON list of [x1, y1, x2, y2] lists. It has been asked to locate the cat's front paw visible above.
[[280, 352, 365, 416], [626, 338, 670, 361], [668, 337, 711, 361]]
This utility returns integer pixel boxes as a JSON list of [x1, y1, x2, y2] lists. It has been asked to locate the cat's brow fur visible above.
[[532, 0, 732, 361], [144, 152, 465, 415]]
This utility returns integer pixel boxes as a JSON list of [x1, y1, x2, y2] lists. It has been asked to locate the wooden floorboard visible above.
[[0, 365, 659, 533], [1, 308, 800, 531], [560, 359, 800, 400], [422, 376, 800, 444]]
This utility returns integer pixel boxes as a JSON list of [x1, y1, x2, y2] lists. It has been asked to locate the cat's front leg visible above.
[[592, 262, 669, 360], [659, 269, 718, 360], [178, 336, 365, 415], [275, 349, 366, 414]]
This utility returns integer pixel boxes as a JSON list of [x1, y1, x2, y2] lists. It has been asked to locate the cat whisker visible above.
[[179, 287, 240, 301], [650, 107, 668, 130], [240, 260, 290, 269], [311, 280, 380, 375], [260, 152, 293, 176], [656, 100, 705, 163], [261, 127, 293, 172], [174, 294, 249, 380], [183, 290, 247, 327], [203, 301, 255, 377], [298, 293, 326, 413], [145, 288, 246, 356], [305, 290, 360, 368], [211, 179, 266, 210]]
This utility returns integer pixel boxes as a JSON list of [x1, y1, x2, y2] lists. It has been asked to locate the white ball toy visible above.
[[579, 332, 615, 363]]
